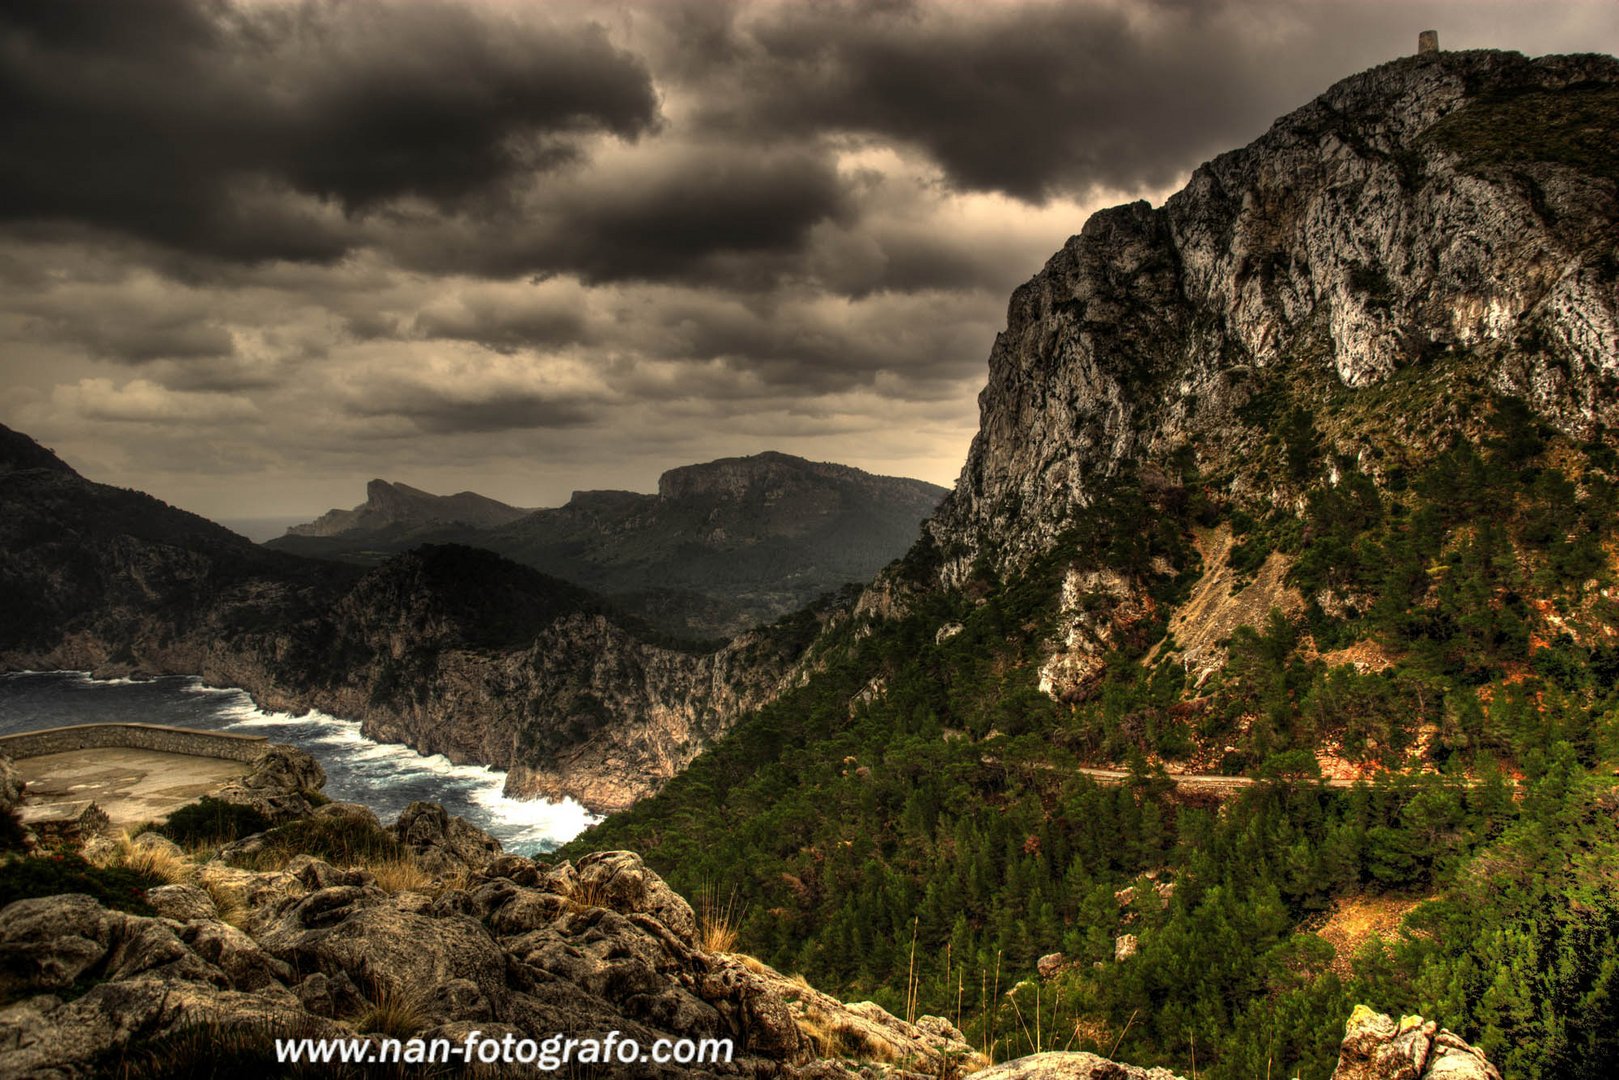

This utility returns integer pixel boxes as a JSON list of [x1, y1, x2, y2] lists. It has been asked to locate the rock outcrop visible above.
[[393, 800, 503, 874], [896, 49, 1619, 698], [0, 835, 982, 1079], [969, 1053, 1185, 1080], [1330, 1006, 1501, 1080], [214, 744, 327, 823], [0, 757, 22, 831]]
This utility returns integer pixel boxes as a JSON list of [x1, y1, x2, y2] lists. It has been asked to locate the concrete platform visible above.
[[16, 748, 250, 829]]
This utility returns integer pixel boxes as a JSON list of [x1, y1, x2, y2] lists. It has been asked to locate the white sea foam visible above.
[[4, 671, 598, 851], [206, 689, 598, 850]]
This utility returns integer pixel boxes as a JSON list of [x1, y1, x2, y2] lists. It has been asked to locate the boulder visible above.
[[968, 1051, 1185, 1079], [0, 894, 117, 989], [258, 893, 508, 1024], [215, 745, 326, 822], [0, 976, 340, 1079], [311, 801, 382, 830], [131, 831, 182, 857], [574, 850, 697, 944], [181, 920, 294, 993], [1331, 1006, 1501, 1080], [1037, 953, 1066, 979], [393, 801, 502, 874], [145, 884, 217, 923]]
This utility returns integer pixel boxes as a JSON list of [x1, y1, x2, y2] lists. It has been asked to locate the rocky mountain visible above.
[[285, 479, 531, 538], [0, 426, 811, 812], [270, 452, 947, 639], [886, 47, 1619, 698], [928, 49, 1618, 576], [565, 48, 1619, 1079]]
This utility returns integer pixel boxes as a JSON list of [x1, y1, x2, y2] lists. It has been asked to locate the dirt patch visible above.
[[1313, 638, 1398, 673], [1315, 894, 1428, 976], [1145, 524, 1303, 684]]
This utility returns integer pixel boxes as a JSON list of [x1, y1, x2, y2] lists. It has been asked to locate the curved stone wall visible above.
[[0, 723, 268, 763]]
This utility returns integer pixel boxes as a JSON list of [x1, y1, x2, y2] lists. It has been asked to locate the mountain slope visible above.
[[271, 452, 947, 638], [566, 49, 1619, 1080]]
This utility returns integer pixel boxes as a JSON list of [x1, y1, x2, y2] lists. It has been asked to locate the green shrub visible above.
[[0, 852, 160, 915], [157, 797, 271, 849], [0, 809, 27, 853], [242, 815, 403, 870]]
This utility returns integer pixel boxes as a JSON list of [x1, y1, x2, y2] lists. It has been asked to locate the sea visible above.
[[0, 670, 597, 855]]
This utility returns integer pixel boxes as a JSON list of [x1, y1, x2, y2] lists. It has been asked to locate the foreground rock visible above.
[[0, 825, 983, 1079], [969, 1053, 1184, 1080], [214, 744, 327, 822], [1331, 1006, 1501, 1080]]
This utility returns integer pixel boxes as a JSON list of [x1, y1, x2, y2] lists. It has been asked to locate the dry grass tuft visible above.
[[796, 1007, 903, 1066], [697, 882, 744, 954], [366, 859, 435, 895], [366, 858, 473, 898], [353, 982, 430, 1041], [95, 832, 197, 886], [797, 1011, 849, 1059], [201, 877, 250, 927]]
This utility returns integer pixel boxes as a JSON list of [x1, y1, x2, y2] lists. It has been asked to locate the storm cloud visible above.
[[1, 0, 1615, 520], [0, 0, 659, 259]]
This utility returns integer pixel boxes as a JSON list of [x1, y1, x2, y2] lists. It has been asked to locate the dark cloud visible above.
[[381, 143, 852, 286], [674, 0, 1470, 201], [4, 0, 1617, 517], [0, 0, 659, 260], [345, 393, 601, 435]]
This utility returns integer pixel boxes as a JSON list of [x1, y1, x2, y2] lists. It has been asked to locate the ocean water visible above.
[[0, 670, 597, 854]]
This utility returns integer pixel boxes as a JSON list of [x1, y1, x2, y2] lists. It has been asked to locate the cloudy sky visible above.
[[2, 0, 1615, 526]]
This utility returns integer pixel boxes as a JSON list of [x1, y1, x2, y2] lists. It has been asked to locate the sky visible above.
[[2, 0, 1616, 523]]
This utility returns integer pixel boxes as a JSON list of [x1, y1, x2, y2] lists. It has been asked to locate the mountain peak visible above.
[[285, 479, 529, 538], [927, 49, 1619, 583], [0, 423, 76, 475], [656, 451, 946, 503]]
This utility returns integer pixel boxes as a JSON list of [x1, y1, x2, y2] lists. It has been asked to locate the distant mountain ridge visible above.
[[271, 452, 946, 638], [286, 479, 531, 537], [0, 423, 809, 811]]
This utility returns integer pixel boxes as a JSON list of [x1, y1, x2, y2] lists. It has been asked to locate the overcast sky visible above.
[[2, 0, 1615, 523]]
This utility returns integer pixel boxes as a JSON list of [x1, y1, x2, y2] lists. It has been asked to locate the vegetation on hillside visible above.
[[566, 396, 1619, 1080]]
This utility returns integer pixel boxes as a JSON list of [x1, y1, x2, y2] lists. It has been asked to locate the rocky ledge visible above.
[[0, 801, 988, 1077], [0, 751, 1504, 1080]]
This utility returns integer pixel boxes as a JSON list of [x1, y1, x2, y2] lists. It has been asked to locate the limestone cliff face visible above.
[[929, 50, 1619, 582], [902, 50, 1619, 698]]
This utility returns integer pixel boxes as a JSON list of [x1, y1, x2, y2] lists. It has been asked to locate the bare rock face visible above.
[[968, 1051, 1185, 1080], [903, 50, 1619, 699], [933, 51, 1619, 579], [1330, 1006, 1501, 1080]]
